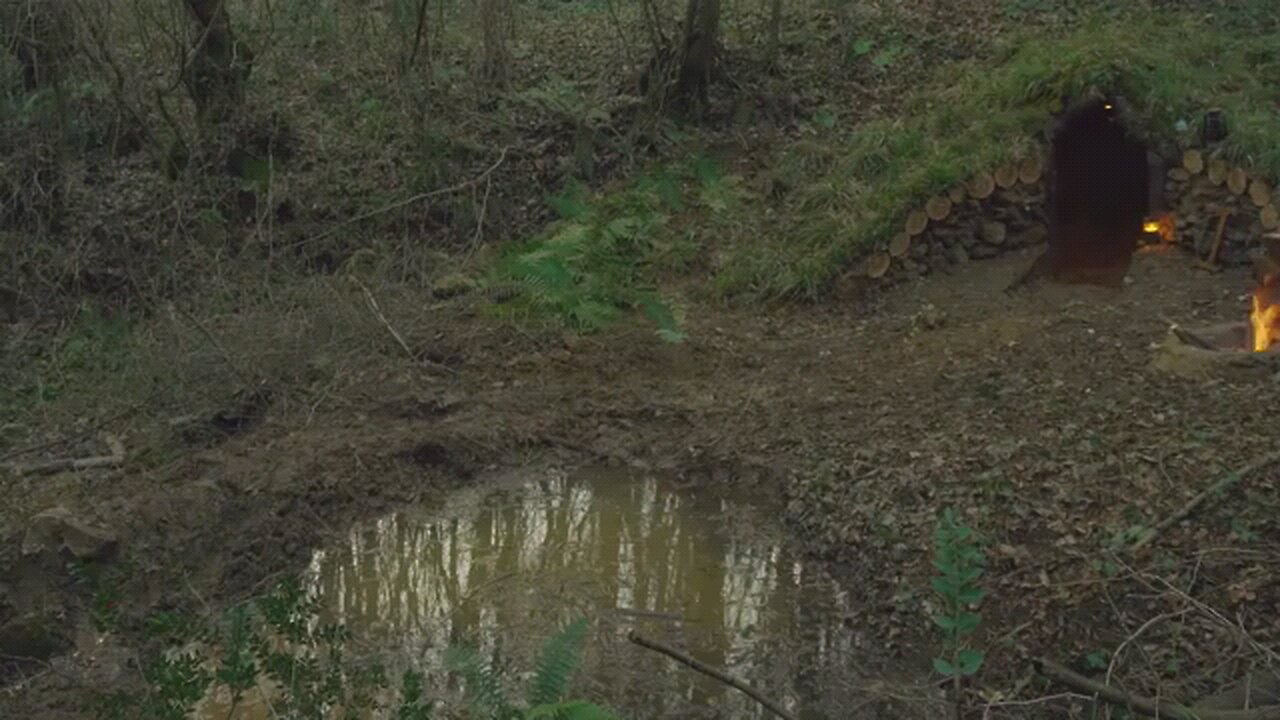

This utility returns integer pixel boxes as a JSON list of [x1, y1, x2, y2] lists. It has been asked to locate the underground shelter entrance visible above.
[[1040, 97, 1153, 286]]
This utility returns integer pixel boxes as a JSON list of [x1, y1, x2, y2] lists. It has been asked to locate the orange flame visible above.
[[1250, 289, 1280, 352], [1142, 213, 1176, 243]]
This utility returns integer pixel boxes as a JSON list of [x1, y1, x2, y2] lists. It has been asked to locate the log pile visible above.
[[849, 156, 1050, 284], [843, 142, 1277, 292], [1155, 149, 1279, 267]]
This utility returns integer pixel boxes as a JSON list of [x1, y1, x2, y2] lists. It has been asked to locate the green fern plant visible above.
[[494, 180, 685, 342], [447, 617, 616, 720], [931, 508, 986, 682]]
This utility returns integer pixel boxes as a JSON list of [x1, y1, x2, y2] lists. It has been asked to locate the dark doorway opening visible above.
[[1041, 98, 1152, 287]]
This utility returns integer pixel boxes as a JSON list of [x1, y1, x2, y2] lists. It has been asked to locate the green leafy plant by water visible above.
[[447, 617, 616, 720], [93, 578, 402, 720], [931, 508, 986, 681], [90, 576, 616, 720]]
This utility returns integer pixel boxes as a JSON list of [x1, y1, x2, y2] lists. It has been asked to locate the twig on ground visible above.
[[1104, 610, 1190, 690], [4, 433, 126, 476], [627, 630, 797, 720], [1034, 657, 1280, 720], [1129, 562, 1280, 666], [170, 304, 259, 391], [1131, 450, 1280, 553], [0, 406, 139, 462], [466, 169, 494, 258], [981, 692, 1094, 719], [353, 279, 456, 375], [296, 147, 510, 249]]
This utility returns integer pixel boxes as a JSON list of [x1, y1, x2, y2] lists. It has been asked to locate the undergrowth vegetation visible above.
[[90, 574, 608, 720], [488, 154, 751, 340]]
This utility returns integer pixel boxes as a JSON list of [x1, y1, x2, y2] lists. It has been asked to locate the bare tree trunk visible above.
[[404, 0, 431, 72], [182, 0, 253, 126], [3, 0, 72, 91], [767, 0, 781, 67], [477, 0, 512, 86], [674, 0, 719, 108]]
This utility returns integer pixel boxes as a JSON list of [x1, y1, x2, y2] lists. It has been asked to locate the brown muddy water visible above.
[[200, 467, 900, 719]]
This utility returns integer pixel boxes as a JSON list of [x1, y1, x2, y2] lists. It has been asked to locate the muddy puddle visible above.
[[201, 468, 886, 719]]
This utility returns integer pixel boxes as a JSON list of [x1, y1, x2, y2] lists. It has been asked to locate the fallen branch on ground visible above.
[[0, 405, 140, 463], [1034, 657, 1280, 720], [296, 146, 510, 249], [627, 630, 797, 720], [354, 278, 456, 375], [4, 434, 126, 476], [1130, 450, 1280, 553]]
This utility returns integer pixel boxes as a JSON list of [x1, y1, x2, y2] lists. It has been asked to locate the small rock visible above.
[[946, 245, 970, 264], [981, 221, 1008, 246], [22, 507, 118, 561], [969, 243, 998, 259], [1167, 168, 1191, 182], [913, 304, 947, 330], [1022, 223, 1049, 246], [431, 273, 477, 299]]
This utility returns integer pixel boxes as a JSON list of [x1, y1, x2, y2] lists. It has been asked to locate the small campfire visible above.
[[1249, 239, 1280, 351], [1142, 213, 1177, 244], [1152, 235, 1280, 380]]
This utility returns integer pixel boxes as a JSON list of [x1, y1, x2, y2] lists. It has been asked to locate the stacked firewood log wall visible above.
[[1155, 149, 1279, 266], [852, 147, 1278, 287]]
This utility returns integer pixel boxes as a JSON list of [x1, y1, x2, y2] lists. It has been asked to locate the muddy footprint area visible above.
[[3, 246, 1280, 718]]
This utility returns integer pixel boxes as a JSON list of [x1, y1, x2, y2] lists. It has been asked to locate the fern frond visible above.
[[527, 618, 589, 706], [445, 646, 516, 719]]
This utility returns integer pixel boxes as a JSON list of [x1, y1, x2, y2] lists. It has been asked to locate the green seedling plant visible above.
[[931, 508, 987, 700]]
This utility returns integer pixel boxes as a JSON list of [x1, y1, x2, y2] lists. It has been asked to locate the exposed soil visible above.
[[3, 244, 1278, 718]]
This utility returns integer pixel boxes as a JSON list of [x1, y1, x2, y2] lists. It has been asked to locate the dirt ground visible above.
[[2, 243, 1278, 718]]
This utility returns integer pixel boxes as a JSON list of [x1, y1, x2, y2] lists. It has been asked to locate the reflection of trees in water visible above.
[[303, 471, 848, 717]]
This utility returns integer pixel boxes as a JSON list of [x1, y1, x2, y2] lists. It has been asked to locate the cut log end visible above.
[[866, 251, 892, 279], [1248, 180, 1272, 208], [888, 232, 911, 258], [995, 163, 1019, 189], [1227, 167, 1248, 195], [1182, 149, 1204, 175], [947, 185, 967, 204], [905, 209, 929, 236], [968, 173, 995, 200], [1017, 155, 1043, 185], [1262, 204, 1279, 231], [925, 195, 952, 222], [1207, 159, 1228, 186]]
